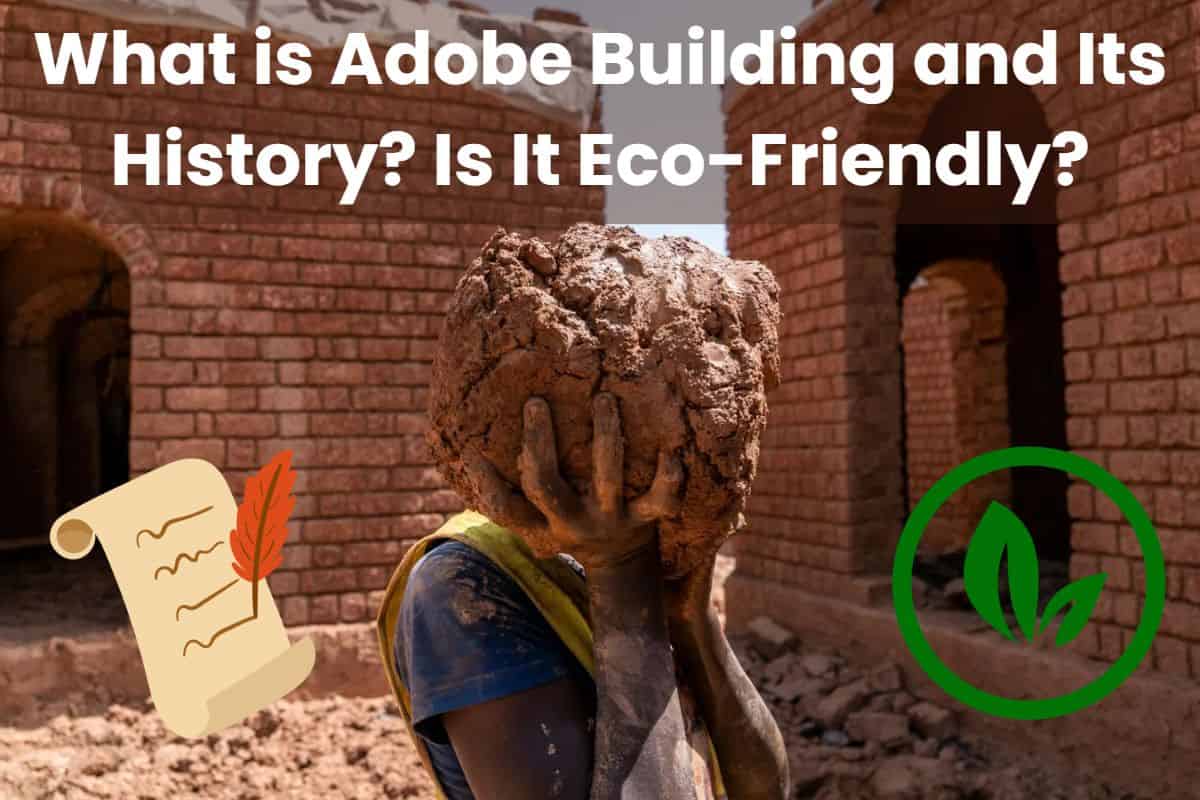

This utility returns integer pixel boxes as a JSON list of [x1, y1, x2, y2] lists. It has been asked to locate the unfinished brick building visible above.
[[725, 0, 1200, 786], [0, 0, 602, 627]]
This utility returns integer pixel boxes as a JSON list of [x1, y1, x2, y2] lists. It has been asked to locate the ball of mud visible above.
[[428, 224, 781, 577]]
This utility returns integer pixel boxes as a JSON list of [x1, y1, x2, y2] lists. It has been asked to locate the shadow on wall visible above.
[[0, 213, 131, 550]]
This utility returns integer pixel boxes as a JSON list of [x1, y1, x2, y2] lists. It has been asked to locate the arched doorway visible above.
[[901, 260, 1009, 553], [1, 214, 131, 549], [896, 83, 1071, 566]]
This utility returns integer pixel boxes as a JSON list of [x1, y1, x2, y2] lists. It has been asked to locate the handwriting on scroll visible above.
[[180, 451, 296, 657]]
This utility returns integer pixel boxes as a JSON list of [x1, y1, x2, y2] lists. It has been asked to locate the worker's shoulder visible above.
[[403, 539, 511, 611], [408, 538, 489, 585]]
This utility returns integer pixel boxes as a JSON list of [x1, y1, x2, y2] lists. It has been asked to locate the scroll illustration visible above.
[[49, 453, 315, 738]]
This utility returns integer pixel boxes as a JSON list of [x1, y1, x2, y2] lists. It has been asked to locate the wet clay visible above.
[[428, 224, 781, 577]]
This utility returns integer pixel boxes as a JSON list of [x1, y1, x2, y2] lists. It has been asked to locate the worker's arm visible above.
[[442, 677, 595, 800], [403, 538, 597, 800], [667, 554, 789, 800], [458, 393, 699, 800]]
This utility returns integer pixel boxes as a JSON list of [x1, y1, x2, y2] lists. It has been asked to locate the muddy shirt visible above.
[[394, 540, 589, 799]]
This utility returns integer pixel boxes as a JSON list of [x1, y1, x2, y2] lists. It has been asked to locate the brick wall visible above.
[[726, 0, 1200, 676], [0, 1, 604, 625]]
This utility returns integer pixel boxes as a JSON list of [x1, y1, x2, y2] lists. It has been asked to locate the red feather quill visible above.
[[229, 450, 296, 617]]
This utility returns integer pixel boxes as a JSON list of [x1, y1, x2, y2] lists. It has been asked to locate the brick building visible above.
[[725, 0, 1200, 691], [0, 0, 603, 625]]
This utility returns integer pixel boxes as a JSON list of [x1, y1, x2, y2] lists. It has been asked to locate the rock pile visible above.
[[734, 618, 1140, 800]]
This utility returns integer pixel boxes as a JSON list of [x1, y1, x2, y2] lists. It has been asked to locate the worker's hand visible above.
[[468, 393, 684, 570], [664, 505, 744, 627]]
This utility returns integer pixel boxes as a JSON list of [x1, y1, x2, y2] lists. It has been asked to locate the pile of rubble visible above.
[[909, 552, 1071, 613], [734, 617, 1138, 800]]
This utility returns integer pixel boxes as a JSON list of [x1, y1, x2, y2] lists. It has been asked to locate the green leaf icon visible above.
[[964, 502, 1040, 642], [1037, 573, 1107, 648]]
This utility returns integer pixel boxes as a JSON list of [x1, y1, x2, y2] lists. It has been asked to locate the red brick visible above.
[[267, 571, 299, 596], [1063, 317, 1101, 349], [280, 596, 310, 626], [133, 413, 196, 439], [260, 337, 316, 360], [300, 568, 359, 594], [217, 361, 276, 385], [165, 387, 229, 411], [309, 595, 339, 624], [303, 519, 359, 543], [339, 592, 369, 623], [1074, 523, 1120, 554], [155, 439, 226, 465], [1110, 451, 1170, 483], [344, 540, 408, 566], [214, 413, 277, 437], [133, 361, 195, 386]]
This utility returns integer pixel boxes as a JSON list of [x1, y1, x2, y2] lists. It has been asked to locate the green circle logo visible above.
[[893, 447, 1165, 720]]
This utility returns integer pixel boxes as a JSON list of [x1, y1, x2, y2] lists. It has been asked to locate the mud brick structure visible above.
[[724, 0, 1200, 687], [0, 1, 603, 625]]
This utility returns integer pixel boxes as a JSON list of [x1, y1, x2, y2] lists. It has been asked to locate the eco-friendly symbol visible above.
[[963, 502, 1106, 649], [893, 447, 1165, 721]]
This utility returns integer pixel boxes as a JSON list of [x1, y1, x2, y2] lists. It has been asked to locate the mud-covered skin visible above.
[[428, 224, 781, 577], [464, 393, 707, 799], [667, 560, 790, 800], [587, 548, 698, 800]]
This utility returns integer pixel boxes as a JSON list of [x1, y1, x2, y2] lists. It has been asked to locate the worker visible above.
[[377, 394, 789, 799]]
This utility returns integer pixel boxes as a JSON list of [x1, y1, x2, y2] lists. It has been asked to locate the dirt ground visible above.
[[0, 697, 435, 800], [0, 623, 1143, 800]]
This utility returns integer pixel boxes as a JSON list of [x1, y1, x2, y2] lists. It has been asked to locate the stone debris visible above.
[[914, 554, 1072, 615], [845, 712, 911, 749], [867, 662, 905, 694], [908, 701, 959, 741], [746, 616, 798, 657], [736, 619, 1143, 799], [799, 653, 841, 678], [814, 681, 873, 729], [764, 653, 801, 683], [771, 674, 835, 704]]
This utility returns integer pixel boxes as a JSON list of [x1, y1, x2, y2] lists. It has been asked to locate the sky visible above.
[[476, 0, 816, 251], [628, 224, 727, 254]]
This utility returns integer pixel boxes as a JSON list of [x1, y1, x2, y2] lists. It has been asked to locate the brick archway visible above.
[[901, 259, 1009, 553], [835, 15, 1085, 574], [0, 152, 159, 545], [0, 110, 159, 275], [0, 186, 160, 282]]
